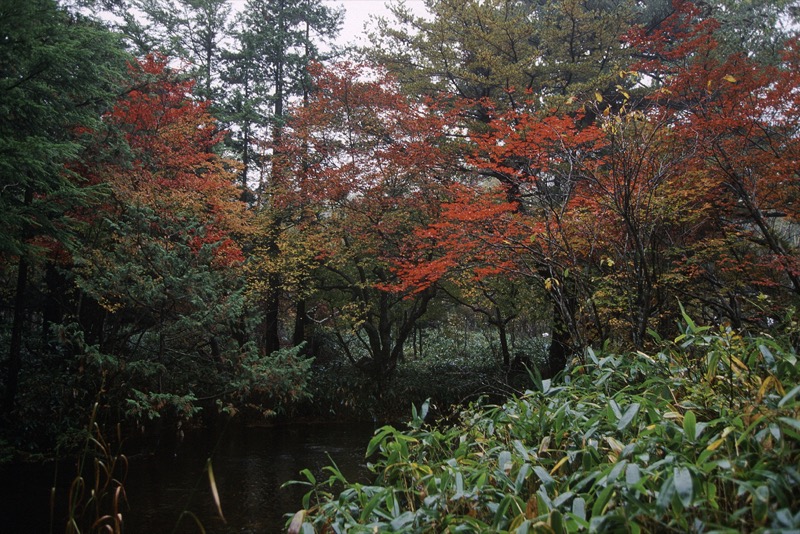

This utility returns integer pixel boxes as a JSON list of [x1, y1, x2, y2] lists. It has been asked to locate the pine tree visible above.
[[0, 0, 129, 412]]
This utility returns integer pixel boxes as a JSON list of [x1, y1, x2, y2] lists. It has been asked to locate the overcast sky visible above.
[[324, 0, 427, 46], [229, 0, 429, 47]]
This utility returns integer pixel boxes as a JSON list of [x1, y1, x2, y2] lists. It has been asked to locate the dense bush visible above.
[[302, 329, 548, 421], [288, 317, 800, 532]]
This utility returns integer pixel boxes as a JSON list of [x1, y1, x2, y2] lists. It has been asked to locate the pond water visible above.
[[1, 420, 379, 533]]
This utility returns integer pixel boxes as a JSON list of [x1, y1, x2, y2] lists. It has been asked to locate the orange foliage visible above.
[[278, 62, 455, 289], [102, 54, 246, 266]]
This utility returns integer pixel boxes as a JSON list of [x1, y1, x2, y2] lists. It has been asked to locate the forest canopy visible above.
[[1, 0, 798, 454]]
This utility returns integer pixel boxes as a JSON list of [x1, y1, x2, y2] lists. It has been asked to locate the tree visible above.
[[360, 0, 800, 374], [74, 53, 247, 334], [632, 0, 800, 65], [117, 0, 234, 101], [97, 53, 245, 236], [225, 0, 342, 188], [51, 55, 309, 424], [223, 0, 342, 357], [366, 0, 635, 110], [0, 0, 129, 413], [275, 62, 454, 382], [627, 0, 800, 320], [443, 105, 609, 373], [361, 0, 640, 375], [558, 101, 725, 347]]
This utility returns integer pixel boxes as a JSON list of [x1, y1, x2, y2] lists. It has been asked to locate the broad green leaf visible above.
[[592, 485, 614, 517], [778, 417, 800, 432], [533, 465, 555, 489], [499, 450, 513, 474], [758, 345, 776, 369], [515, 463, 531, 493], [609, 399, 622, 421], [673, 467, 693, 508], [390, 511, 415, 530], [513, 439, 530, 460], [549, 509, 565, 533], [572, 497, 586, 521], [683, 410, 697, 441], [551, 492, 573, 512], [625, 463, 641, 485], [493, 494, 515, 525], [367, 426, 396, 457], [778, 384, 800, 408], [360, 492, 383, 522], [299, 468, 315, 485], [656, 476, 675, 511], [752, 486, 769, 524], [607, 460, 627, 484], [617, 403, 640, 431]]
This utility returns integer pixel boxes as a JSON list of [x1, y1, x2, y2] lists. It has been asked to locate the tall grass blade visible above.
[[206, 459, 226, 523], [177, 511, 207, 534]]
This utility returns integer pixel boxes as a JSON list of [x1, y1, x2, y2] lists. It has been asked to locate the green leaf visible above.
[[683, 410, 697, 441], [752, 486, 769, 524], [617, 403, 640, 431], [758, 345, 776, 369], [533, 465, 555, 489], [360, 491, 384, 522], [592, 485, 614, 517], [513, 439, 530, 460], [515, 463, 531, 494], [778, 384, 800, 408], [552, 491, 574, 508], [366, 426, 396, 457], [609, 399, 622, 420], [493, 494, 515, 525], [656, 476, 675, 511], [499, 450, 513, 473], [673, 467, 693, 508], [299, 468, 316, 485], [390, 511, 415, 530], [625, 463, 641, 485], [607, 460, 627, 484], [572, 497, 586, 521], [549, 509, 565, 533], [778, 417, 800, 432]]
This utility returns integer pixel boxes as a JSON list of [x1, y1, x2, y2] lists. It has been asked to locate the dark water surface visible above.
[[1, 421, 378, 533]]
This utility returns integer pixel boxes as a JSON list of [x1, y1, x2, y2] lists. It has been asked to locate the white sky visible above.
[[230, 0, 429, 48], [325, 0, 427, 46]]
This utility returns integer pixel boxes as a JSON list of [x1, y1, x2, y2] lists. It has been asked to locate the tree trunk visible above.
[[493, 307, 511, 367], [4, 256, 29, 414], [545, 297, 573, 379], [4, 186, 34, 414], [43, 263, 65, 341], [292, 298, 308, 348], [263, 273, 281, 355]]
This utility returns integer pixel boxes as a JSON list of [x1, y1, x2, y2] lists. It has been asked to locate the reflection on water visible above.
[[1, 421, 378, 534]]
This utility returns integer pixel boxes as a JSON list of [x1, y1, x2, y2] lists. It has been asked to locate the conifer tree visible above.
[[0, 0, 129, 412]]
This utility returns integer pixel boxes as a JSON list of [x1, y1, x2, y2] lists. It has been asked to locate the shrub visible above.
[[288, 319, 800, 533]]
